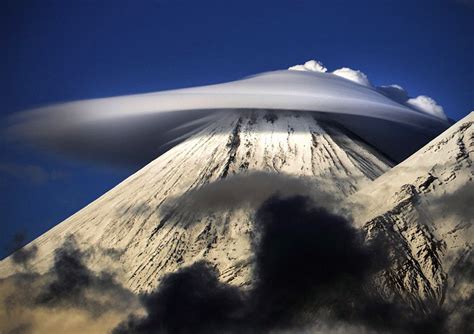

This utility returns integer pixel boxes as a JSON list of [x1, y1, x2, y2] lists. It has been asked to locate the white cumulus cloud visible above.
[[288, 60, 328, 73], [288, 59, 447, 121], [406, 95, 447, 120], [332, 67, 371, 87], [288, 60, 371, 87]]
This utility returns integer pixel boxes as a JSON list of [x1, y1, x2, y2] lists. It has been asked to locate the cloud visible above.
[[406, 95, 447, 120], [2, 196, 471, 333], [0, 162, 67, 185], [114, 196, 452, 333], [429, 183, 474, 219], [287, 60, 447, 121], [113, 262, 244, 334], [445, 252, 474, 333], [377, 87, 447, 121], [11, 245, 38, 270], [5, 67, 449, 167], [288, 59, 328, 73], [5, 232, 38, 269], [0, 236, 139, 334], [288, 61, 372, 88], [332, 67, 372, 87], [34, 236, 131, 313], [376, 84, 409, 104], [163, 172, 345, 216]]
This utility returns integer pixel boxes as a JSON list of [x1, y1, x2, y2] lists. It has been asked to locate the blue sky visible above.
[[0, 0, 473, 257]]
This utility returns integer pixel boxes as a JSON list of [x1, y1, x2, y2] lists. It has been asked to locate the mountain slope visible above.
[[353, 112, 473, 314], [0, 110, 392, 292]]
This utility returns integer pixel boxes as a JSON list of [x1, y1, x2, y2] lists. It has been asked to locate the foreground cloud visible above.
[[2, 195, 471, 333], [163, 172, 343, 215], [0, 236, 139, 334], [113, 196, 464, 333]]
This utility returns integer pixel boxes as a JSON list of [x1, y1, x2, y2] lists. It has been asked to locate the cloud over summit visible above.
[[289, 59, 447, 120], [5, 60, 450, 167]]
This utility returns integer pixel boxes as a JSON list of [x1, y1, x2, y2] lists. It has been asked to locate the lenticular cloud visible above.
[[5, 60, 450, 166]]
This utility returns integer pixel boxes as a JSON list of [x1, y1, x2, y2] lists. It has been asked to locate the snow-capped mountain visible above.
[[0, 110, 394, 291], [1, 111, 472, 315]]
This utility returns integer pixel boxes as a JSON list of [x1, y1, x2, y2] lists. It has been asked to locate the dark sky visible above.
[[0, 0, 473, 258]]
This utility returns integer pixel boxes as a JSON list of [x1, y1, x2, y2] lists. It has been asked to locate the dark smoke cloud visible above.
[[115, 196, 451, 333], [34, 236, 136, 315], [163, 171, 350, 217], [11, 245, 38, 270], [2, 196, 471, 333], [246, 196, 445, 333], [430, 183, 474, 219], [113, 262, 244, 334], [443, 252, 474, 333], [5, 232, 38, 269], [169, 172, 315, 210], [249, 196, 382, 330], [0, 235, 139, 333], [35, 236, 92, 307]]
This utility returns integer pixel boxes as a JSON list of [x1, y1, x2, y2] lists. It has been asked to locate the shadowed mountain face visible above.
[[1, 111, 472, 333]]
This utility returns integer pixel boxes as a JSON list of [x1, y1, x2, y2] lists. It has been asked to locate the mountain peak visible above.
[[0, 110, 393, 291], [1, 111, 472, 333]]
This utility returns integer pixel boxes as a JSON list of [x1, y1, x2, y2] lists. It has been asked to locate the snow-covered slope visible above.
[[353, 112, 473, 313], [0, 110, 392, 292], [1, 111, 471, 322]]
